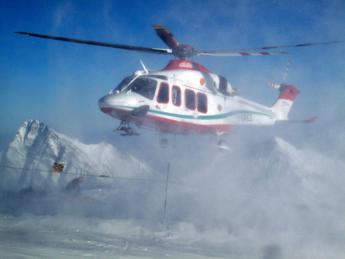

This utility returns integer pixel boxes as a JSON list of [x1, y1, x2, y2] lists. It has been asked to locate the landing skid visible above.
[[116, 120, 139, 136]]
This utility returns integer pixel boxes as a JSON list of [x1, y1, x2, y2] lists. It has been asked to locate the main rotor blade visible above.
[[226, 40, 345, 51], [15, 31, 172, 55], [153, 24, 180, 49], [197, 50, 287, 57]]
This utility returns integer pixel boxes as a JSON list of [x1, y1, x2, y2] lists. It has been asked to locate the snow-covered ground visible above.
[[0, 214, 234, 259], [1, 120, 345, 258]]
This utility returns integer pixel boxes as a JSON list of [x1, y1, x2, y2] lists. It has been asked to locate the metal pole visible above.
[[162, 162, 170, 223]]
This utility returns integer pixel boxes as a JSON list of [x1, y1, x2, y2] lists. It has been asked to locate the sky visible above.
[[1, 0, 345, 150]]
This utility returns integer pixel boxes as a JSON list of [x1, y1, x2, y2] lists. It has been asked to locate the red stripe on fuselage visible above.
[[145, 113, 231, 134], [100, 107, 231, 134]]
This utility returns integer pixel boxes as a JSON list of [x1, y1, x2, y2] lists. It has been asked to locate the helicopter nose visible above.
[[98, 94, 115, 113]]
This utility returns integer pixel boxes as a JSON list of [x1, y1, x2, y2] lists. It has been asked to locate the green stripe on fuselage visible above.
[[113, 105, 273, 121]]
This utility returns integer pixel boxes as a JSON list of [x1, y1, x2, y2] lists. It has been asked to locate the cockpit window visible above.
[[114, 76, 135, 92], [127, 77, 157, 100]]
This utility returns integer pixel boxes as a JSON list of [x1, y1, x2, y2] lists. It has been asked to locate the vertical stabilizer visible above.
[[271, 84, 300, 120]]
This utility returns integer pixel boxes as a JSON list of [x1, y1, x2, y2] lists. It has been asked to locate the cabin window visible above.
[[127, 77, 157, 100], [197, 93, 208, 113], [218, 75, 229, 95], [172, 86, 181, 106], [185, 89, 195, 110], [157, 82, 169, 103]]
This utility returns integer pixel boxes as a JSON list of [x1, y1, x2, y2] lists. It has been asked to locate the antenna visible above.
[[282, 59, 291, 82], [140, 59, 148, 74], [267, 59, 292, 89]]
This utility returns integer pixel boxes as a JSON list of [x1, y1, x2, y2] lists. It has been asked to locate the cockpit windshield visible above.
[[127, 77, 157, 100], [113, 75, 135, 92], [113, 76, 157, 100]]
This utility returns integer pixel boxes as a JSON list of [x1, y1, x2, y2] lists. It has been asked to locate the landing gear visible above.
[[216, 132, 230, 151], [217, 139, 230, 151], [159, 136, 169, 149], [116, 120, 139, 136]]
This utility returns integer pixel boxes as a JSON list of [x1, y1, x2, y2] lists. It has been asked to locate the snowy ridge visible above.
[[0, 120, 152, 191], [242, 136, 344, 181]]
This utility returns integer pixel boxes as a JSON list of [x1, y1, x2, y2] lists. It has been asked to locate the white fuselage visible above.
[[98, 60, 280, 134]]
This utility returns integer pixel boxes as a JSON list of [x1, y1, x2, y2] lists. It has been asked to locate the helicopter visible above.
[[16, 25, 340, 148]]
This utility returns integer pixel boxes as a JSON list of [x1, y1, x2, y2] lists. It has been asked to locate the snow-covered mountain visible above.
[[0, 120, 152, 191]]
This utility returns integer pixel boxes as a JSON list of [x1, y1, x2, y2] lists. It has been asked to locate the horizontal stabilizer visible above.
[[278, 116, 318, 124]]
